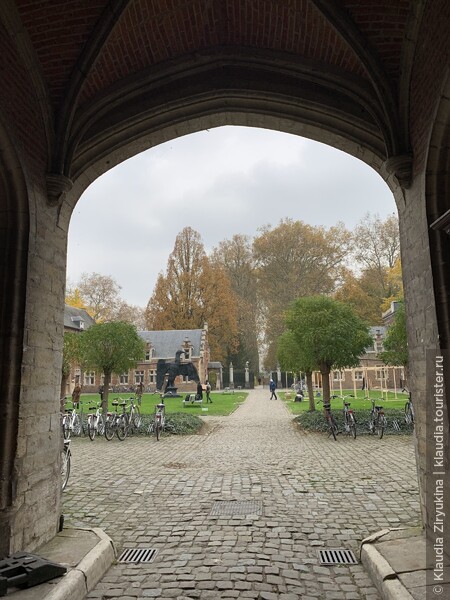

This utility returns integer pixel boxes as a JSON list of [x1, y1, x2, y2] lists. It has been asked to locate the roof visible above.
[[138, 329, 204, 358], [64, 305, 95, 331], [208, 362, 223, 369]]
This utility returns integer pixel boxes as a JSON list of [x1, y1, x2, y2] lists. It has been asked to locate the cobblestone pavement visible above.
[[63, 389, 421, 599]]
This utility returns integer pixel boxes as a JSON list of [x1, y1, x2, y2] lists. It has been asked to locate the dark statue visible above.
[[156, 349, 200, 397]]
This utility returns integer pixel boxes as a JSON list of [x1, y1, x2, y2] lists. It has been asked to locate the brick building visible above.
[[69, 326, 212, 395]]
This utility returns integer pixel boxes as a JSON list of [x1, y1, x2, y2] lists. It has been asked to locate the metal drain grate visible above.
[[319, 548, 358, 565], [210, 500, 263, 516], [118, 548, 158, 564]]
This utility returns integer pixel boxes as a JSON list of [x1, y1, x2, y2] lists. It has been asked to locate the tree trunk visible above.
[[306, 371, 315, 411], [60, 373, 68, 400], [102, 371, 111, 416], [320, 363, 331, 403]]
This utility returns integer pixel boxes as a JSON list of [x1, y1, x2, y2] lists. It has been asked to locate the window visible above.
[[333, 371, 344, 381], [375, 341, 384, 353], [149, 369, 156, 384], [119, 373, 128, 384], [354, 370, 363, 380], [145, 346, 154, 361], [184, 348, 190, 360], [376, 369, 386, 380], [84, 371, 95, 385], [135, 370, 144, 384]]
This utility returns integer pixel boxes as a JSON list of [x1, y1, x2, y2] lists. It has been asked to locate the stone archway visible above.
[[0, 121, 29, 557], [0, 0, 449, 560]]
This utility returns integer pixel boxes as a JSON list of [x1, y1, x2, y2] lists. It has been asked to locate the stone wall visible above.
[[7, 183, 67, 554]]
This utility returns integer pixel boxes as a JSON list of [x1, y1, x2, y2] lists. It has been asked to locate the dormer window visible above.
[[71, 316, 84, 330]]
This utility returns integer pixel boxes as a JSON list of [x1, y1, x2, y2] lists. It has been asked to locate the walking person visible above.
[[269, 378, 277, 400], [205, 380, 212, 403], [196, 380, 203, 402], [72, 382, 81, 407]]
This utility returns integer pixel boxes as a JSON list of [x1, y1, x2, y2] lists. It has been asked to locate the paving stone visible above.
[[63, 389, 418, 600]]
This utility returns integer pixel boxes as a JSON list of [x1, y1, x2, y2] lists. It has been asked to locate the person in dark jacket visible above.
[[269, 379, 277, 400], [196, 381, 203, 401]]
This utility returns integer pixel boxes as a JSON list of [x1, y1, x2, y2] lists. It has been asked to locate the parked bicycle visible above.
[[402, 388, 414, 428], [104, 399, 128, 441], [368, 397, 387, 438], [62, 404, 81, 439], [148, 402, 165, 441], [332, 394, 356, 438], [318, 398, 339, 440], [87, 402, 105, 440], [61, 438, 71, 491], [125, 396, 142, 434]]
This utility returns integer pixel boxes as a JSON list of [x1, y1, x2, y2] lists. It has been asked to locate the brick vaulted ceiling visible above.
[[4, 0, 447, 192]]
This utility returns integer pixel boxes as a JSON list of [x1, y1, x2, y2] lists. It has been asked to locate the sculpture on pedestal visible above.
[[156, 349, 200, 397]]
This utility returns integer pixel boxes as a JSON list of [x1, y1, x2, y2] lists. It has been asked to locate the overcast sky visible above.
[[67, 126, 396, 307]]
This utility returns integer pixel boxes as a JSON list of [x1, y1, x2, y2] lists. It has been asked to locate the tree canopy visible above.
[[284, 296, 373, 402], [145, 227, 238, 362], [77, 321, 145, 413], [253, 218, 350, 368]]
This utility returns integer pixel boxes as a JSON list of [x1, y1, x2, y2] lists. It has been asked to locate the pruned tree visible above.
[[145, 227, 238, 362], [285, 296, 373, 403], [77, 321, 145, 414]]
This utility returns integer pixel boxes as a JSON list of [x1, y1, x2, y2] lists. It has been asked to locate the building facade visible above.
[[68, 326, 211, 395]]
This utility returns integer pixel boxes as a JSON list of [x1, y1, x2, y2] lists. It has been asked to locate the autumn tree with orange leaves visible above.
[[145, 227, 238, 363]]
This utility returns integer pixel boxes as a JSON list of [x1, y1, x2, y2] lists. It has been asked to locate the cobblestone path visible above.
[[63, 389, 421, 599]]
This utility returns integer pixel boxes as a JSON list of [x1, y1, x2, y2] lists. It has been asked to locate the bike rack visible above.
[[0, 552, 67, 596]]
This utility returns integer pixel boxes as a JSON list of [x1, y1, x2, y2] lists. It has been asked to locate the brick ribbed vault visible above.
[[0, 0, 449, 560], [3, 0, 432, 194]]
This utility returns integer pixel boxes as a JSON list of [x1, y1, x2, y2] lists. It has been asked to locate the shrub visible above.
[[295, 408, 412, 435]]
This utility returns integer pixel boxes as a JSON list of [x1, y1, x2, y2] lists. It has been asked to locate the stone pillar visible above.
[[1, 181, 67, 556], [277, 365, 282, 388], [245, 361, 250, 388], [229, 362, 234, 388]]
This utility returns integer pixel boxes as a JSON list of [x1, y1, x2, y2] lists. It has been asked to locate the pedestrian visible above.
[[205, 380, 212, 403], [72, 382, 81, 407], [269, 379, 277, 400], [258, 377, 262, 386], [196, 380, 203, 401], [98, 384, 104, 402]]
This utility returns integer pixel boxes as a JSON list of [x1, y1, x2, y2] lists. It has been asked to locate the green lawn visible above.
[[280, 389, 410, 415], [64, 391, 248, 417]]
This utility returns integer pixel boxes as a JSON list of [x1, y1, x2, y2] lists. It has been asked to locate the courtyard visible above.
[[62, 389, 420, 599]]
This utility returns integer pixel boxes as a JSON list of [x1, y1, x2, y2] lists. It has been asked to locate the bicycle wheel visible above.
[[155, 422, 161, 441], [116, 415, 128, 441], [348, 413, 356, 438], [87, 416, 95, 441], [147, 421, 154, 435], [377, 415, 386, 439], [328, 416, 337, 440], [62, 416, 70, 440], [368, 413, 375, 434], [104, 416, 115, 441], [97, 414, 105, 436], [61, 447, 71, 491], [72, 413, 82, 436], [132, 407, 142, 431], [404, 402, 413, 425]]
